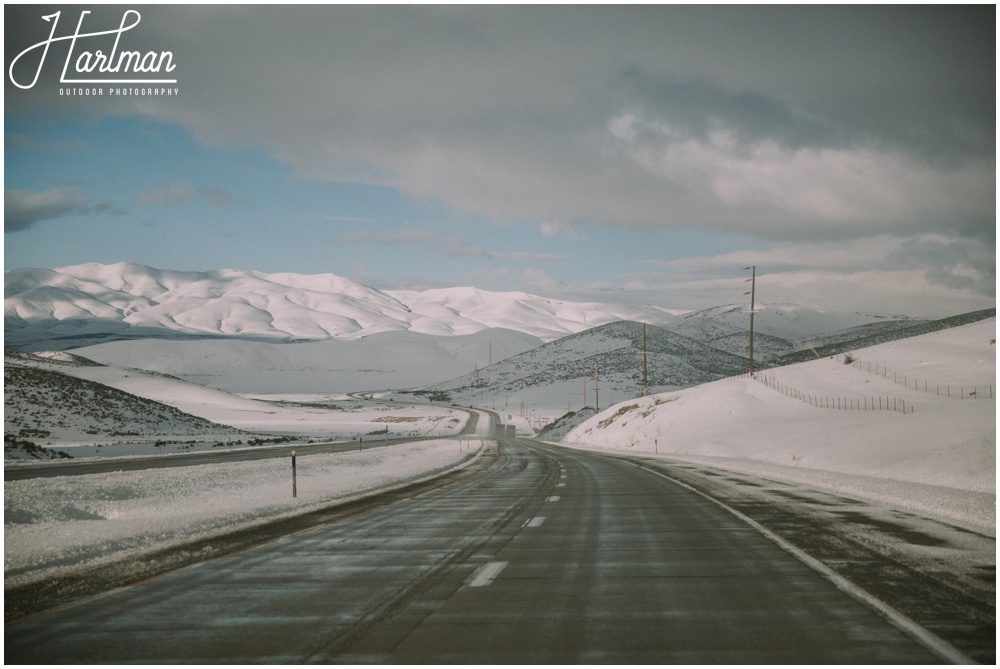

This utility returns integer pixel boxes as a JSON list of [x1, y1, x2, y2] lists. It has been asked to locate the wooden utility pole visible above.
[[745, 265, 756, 374], [595, 367, 600, 412], [642, 322, 648, 397]]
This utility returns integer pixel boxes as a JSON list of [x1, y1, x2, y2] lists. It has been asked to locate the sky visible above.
[[4, 4, 995, 317]]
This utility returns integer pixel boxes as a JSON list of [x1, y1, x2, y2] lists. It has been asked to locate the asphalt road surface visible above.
[[6, 437, 947, 663]]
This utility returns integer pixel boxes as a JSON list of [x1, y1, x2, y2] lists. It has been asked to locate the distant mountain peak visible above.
[[5, 262, 678, 349]]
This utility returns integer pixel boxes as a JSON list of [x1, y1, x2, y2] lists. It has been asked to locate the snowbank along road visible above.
[[5, 433, 980, 664]]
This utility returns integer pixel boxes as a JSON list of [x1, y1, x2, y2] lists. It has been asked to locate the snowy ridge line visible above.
[[630, 461, 976, 665], [847, 356, 995, 400], [742, 371, 911, 413], [4, 262, 679, 345]]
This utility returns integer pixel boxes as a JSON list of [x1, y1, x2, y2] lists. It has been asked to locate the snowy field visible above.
[[562, 318, 996, 534], [73, 328, 545, 394], [4, 349, 474, 450], [5, 317, 994, 596], [5, 438, 488, 590]]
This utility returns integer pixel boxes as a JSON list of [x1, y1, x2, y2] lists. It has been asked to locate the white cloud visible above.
[[607, 114, 994, 233], [629, 235, 994, 317]]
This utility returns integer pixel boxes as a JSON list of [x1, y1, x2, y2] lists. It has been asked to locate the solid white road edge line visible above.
[[635, 462, 975, 665]]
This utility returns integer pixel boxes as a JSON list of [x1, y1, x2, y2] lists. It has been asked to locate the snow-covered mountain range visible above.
[[8, 261, 992, 404], [4, 262, 678, 348]]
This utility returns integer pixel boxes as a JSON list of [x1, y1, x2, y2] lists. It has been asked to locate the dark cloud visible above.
[[5, 5, 994, 242], [888, 236, 996, 296], [4, 188, 112, 232], [612, 72, 842, 153]]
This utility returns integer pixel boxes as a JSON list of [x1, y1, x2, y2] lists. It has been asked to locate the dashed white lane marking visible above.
[[526, 516, 546, 527], [468, 561, 508, 588], [556, 482, 566, 487], [547, 495, 560, 502]]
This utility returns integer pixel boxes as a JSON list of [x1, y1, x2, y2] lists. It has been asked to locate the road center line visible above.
[[467, 561, 508, 588]]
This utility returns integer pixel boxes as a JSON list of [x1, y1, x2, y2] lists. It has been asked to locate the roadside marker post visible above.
[[291, 450, 297, 498]]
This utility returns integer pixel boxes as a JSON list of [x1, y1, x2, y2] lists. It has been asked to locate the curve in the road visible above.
[[6, 436, 954, 664]]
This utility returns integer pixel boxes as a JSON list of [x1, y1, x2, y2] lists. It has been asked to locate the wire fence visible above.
[[745, 371, 911, 414], [842, 355, 994, 400]]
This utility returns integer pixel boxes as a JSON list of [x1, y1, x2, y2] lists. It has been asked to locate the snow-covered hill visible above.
[[3, 349, 473, 454], [4, 351, 246, 447], [676, 302, 916, 340], [415, 320, 750, 407], [667, 302, 924, 363], [388, 286, 678, 341], [560, 318, 996, 530], [406, 309, 994, 424], [5, 262, 678, 348]]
